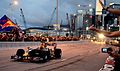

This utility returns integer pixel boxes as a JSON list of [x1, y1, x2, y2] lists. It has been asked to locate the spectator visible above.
[[89, 25, 120, 37], [117, 47, 120, 54], [89, 25, 120, 71]]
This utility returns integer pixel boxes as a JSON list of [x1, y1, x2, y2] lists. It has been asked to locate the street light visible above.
[[78, 10, 83, 13], [9, 0, 19, 24], [89, 8, 93, 12], [77, 4, 92, 8], [77, 5, 81, 7], [13, 0, 18, 5], [56, 0, 60, 36], [89, 4, 92, 7], [10, 0, 18, 6]]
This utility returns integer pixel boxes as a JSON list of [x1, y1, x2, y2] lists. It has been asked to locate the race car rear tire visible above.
[[54, 49, 62, 59]]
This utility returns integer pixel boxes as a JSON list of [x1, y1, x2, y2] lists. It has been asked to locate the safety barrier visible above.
[[0, 42, 40, 49], [0, 41, 83, 49]]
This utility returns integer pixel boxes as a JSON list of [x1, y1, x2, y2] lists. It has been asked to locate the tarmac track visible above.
[[0, 40, 108, 71]]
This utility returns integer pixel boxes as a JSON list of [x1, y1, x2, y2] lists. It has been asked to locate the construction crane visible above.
[[66, 13, 70, 29], [66, 13, 71, 36], [48, 7, 56, 27], [20, 8, 27, 29]]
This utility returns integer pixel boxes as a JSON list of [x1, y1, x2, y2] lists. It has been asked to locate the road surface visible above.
[[0, 40, 108, 71]]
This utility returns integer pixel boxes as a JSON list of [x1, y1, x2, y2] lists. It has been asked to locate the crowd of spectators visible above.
[[0, 33, 81, 42]]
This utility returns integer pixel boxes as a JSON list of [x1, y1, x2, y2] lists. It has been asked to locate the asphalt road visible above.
[[0, 40, 108, 71]]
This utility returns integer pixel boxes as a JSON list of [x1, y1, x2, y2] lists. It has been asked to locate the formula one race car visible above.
[[11, 43, 62, 62]]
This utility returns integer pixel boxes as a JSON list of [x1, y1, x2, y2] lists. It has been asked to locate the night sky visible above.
[[0, 0, 119, 29]]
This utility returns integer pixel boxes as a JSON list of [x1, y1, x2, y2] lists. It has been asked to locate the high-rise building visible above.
[[109, 4, 120, 25]]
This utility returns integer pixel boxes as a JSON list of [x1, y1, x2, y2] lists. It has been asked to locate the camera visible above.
[[101, 48, 108, 53], [101, 47, 113, 53]]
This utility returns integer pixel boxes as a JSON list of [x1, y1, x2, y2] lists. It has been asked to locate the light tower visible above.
[[20, 8, 27, 29]]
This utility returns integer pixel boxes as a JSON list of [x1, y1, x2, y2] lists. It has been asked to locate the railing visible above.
[[0, 42, 40, 49]]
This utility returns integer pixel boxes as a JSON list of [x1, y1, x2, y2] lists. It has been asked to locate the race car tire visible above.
[[16, 49, 25, 56], [46, 49, 51, 60], [54, 49, 62, 59], [39, 49, 51, 60], [42, 54, 48, 62], [16, 49, 25, 60]]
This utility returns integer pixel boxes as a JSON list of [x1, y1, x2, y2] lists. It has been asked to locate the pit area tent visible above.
[[0, 15, 17, 32]]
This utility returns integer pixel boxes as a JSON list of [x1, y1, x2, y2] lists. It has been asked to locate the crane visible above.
[[48, 7, 56, 27], [20, 8, 27, 29], [66, 13, 70, 30]]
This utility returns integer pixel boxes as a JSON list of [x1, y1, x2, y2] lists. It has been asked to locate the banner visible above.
[[96, 0, 105, 15], [0, 15, 17, 32]]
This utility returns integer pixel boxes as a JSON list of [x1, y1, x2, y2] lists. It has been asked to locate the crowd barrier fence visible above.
[[0, 42, 40, 49]]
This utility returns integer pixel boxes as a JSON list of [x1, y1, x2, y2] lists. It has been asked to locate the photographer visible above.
[[108, 50, 120, 71], [105, 47, 120, 71], [105, 47, 115, 66], [112, 48, 120, 71]]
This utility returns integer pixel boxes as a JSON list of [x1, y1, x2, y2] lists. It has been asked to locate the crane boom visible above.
[[66, 13, 70, 29], [48, 7, 56, 26], [20, 8, 27, 29]]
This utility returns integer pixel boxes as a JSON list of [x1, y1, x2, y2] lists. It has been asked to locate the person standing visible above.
[[89, 25, 120, 71]]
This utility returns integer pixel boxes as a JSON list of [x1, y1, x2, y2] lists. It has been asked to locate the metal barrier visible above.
[[0, 41, 82, 49], [0, 42, 40, 48]]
